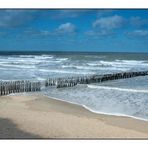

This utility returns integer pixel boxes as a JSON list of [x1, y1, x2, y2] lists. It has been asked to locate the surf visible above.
[[87, 84, 148, 93]]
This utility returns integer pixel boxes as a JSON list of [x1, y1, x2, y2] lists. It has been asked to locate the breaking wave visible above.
[[87, 84, 148, 93]]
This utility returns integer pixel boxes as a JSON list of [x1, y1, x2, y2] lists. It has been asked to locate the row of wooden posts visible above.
[[0, 81, 41, 96], [0, 70, 148, 96], [44, 71, 148, 88]]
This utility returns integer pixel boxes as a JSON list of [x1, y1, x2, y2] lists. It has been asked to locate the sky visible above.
[[0, 9, 148, 52]]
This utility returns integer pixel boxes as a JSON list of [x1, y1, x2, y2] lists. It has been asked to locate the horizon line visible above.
[[0, 50, 147, 54]]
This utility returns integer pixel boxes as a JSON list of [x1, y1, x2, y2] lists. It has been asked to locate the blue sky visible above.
[[0, 9, 148, 52]]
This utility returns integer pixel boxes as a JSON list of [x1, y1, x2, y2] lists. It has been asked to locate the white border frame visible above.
[[0, 0, 148, 8]]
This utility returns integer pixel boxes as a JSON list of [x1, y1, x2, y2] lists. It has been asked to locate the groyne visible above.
[[45, 71, 148, 88], [0, 81, 41, 96], [0, 70, 148, 96]]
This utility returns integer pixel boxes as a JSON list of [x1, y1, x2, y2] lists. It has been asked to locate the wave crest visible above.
[[87, 84, 148, 93]]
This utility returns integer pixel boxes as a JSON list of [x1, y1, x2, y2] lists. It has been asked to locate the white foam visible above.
[[19, 55, 35, 58], [39, 69, 94, 75], [71, 65, 99, 70], [0, 63, 36, 69], [62, 65, 129, 71], [87, 63, 99, 66], [87, 84, 148, 93], [42, 94, 148, 122], [100, 60, 148, 68], [34, 55, 54, 59], [36, 77, 46, 81], [83, 104, 148, 122], [57, 58, 68, 61]]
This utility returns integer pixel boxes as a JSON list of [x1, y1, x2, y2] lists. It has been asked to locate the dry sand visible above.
[[0, 93, 148, 139]]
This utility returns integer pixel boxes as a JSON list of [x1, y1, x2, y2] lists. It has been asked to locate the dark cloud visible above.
[[130, 16, 148, 28], [96, 9, 115, 17], [0, 10, 40, 28], [51, 10, 117, 19], [50, 10, 92, 19], [0, 9, 93, 28]]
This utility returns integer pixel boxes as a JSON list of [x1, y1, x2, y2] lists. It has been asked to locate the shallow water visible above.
[[43, 76, 148, 120]]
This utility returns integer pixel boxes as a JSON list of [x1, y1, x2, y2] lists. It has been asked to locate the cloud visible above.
[[0, 9, 93, 27], [53, 10, 115, 19], [87, 15, 124, 38], [96, 9, 115, 17], [24, 22, 76, 38], [93, 15, 124, 30], [0, 10, 39, 28], [130, 16, 148, 28], [56, 23, 76, 34], [0, 9, 92, 29], [85, 30, 114, 37], [51, 10, 92, 19], [127, 30, 148, 37], [24, 29, 51, 37]]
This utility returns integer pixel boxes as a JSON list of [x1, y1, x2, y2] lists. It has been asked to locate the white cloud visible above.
[[127, 30, 148, 37], [56, 23, 76, 34], [93, 15, 124, 30], [24, 23, 76, 37]]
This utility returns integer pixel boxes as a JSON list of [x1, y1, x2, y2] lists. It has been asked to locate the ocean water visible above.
[[1, 51, 148, 120]]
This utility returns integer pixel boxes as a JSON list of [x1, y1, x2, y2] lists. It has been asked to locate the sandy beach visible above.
[[0, 93, 148, 139]]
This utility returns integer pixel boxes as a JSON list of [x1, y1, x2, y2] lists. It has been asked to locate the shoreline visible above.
[[1, 93, 148, 138], [42, 94, 148, 123]]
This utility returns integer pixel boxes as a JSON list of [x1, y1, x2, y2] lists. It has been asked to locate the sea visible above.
[[1, 51, 148, 121]]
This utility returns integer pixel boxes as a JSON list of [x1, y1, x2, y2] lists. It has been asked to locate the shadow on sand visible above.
[[0, 117, 41, 139]]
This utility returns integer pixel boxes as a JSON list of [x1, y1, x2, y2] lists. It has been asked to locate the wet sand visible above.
[[0, 94, 148, 139]]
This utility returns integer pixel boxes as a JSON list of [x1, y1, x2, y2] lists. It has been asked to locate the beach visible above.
[[0, 94, 148, 139]]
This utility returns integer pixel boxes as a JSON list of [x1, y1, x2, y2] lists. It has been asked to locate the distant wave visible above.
[[87, 84, 148, 93], [39, 69, 95, 75], [62, 65, 129, 71], [99, 60, 148, 67], [36, 77, 46, 81], [19, 55, 54, 59], [0, 63, 36, 69], [56, 58, 68, 61], [62, 65, 99, 70], [19, 55, 36, 58]]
